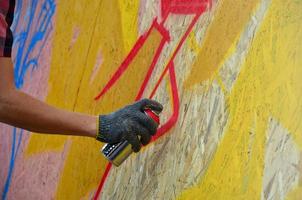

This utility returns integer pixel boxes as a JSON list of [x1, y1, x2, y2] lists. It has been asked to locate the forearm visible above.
[[0, 57, 97, 138], [0, 57, 163, 153], [0, 89, 97, 138]]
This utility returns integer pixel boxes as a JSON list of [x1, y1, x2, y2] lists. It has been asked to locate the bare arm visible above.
[[0, 57, 163, 152], [0, 57, 97, 138]]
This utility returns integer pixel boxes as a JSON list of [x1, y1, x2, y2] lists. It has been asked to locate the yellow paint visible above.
[[179, 65, 269, 199], [187, 32, 200, 54], [216, 75, 227, 95], [24, 0, 116, 198], [53, 1, 124, 199], [25, 0, 122, 198], [184, 0, 260, 88], [26, 0, 162, 195], [23, 0, 302, 198], [179, 0, 302, 199], [25, 0, 104, 155], [56, 30, 162, 200], [287, 185, 302, 200], [118, 0, 139, 53], [25, 134, 68, 154]]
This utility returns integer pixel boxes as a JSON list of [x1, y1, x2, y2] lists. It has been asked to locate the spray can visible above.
[[101, 108, 160, 167]]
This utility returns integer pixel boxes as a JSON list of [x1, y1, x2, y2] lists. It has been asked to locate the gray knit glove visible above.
[[96, 99, 163, 152]]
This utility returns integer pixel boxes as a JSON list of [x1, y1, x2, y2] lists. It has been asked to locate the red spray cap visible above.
[[144, 108, 160, 125]]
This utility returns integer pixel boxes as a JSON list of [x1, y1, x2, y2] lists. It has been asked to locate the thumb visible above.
[[134, 98, 163, 113]]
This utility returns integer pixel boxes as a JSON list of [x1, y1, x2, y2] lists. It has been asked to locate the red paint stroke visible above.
[[151, 62, 180, 141], [148, 14, 200, 100], [93, 163, 112, 200], [135, 37, 169, 100], [161, 0, 210, 18], [95, 19, 170, 100], [93, 1, 212, 199]]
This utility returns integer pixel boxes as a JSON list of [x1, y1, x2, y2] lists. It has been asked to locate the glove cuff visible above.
[[96, 115, 111, 142]]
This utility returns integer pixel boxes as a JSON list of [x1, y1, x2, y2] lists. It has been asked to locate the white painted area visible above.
[[262, 118, 301, 200]]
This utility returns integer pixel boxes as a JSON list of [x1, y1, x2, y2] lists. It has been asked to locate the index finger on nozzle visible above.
[[138, 98, 163, 113]]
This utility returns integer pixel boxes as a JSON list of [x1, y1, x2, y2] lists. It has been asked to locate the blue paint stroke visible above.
[[13, 0, 56, 89], [2, 0, 55, 199], [2, 128, 23, 200]]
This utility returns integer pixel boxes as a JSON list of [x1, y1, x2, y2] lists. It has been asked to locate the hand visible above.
[[96, 99, 163, 152]]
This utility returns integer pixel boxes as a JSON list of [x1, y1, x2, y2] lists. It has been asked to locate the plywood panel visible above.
[[1, 0, 302, 199]]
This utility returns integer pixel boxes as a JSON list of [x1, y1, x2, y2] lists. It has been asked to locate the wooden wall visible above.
[[1, 0, 302, 199]]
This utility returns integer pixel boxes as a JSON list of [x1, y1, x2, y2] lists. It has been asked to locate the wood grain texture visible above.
[[1, 0, 302, 199]]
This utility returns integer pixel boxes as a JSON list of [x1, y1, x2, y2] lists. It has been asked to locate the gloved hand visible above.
[[96, 99, 163, 152]]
